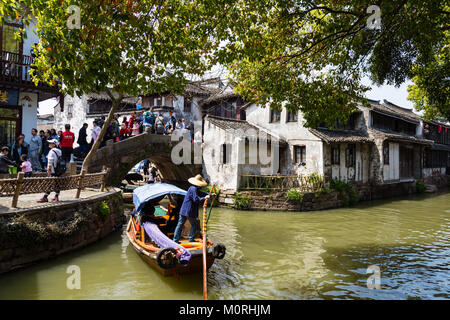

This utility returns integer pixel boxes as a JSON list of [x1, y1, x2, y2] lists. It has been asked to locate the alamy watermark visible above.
[[366, 5, 382, 30], [170, 124, 280, 173], [366, 265, 381, 289], [66, 265, 81, 290]]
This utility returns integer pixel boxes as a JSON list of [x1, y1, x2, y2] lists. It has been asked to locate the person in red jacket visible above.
[[60, 124, 75, 162], [128, 112, 137, 135]]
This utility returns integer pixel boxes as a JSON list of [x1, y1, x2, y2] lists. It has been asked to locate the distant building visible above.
[[54, 92, 140, 145], [36, 113, 54, 131]]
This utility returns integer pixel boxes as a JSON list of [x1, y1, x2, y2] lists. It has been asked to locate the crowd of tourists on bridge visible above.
[[0, 107, 194, 177]]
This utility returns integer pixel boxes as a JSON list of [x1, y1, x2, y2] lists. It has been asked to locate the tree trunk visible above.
[[81, 92, 123, 173]]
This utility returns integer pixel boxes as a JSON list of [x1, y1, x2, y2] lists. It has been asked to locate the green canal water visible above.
[[0, 192, 449, 300]]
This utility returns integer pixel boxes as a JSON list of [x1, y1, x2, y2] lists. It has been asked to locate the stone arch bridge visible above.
[[88, 133, 202, 188]]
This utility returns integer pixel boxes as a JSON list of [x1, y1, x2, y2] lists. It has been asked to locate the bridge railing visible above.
[[0, 167, 110, 208]]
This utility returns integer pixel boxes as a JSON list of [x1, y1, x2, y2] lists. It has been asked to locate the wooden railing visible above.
[[0, 50, 58, 88], [0, 168, 110, 208], [239, 174, 325, 192]]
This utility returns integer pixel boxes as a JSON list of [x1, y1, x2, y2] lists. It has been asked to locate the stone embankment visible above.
[[0, 189, 125, 274], [217, 177, 449, 211]]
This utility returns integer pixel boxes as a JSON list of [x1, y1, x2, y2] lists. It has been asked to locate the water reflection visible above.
[[0, 191, 448, 300]]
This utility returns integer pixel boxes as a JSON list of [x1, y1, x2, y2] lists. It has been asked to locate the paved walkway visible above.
[[0, 189, 115, 214]]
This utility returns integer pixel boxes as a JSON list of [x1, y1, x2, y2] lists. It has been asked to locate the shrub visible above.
[[348, 188, 360, 206], [416, 180, 426, 193], [330, 179, 359, 206], [286, 188, 303, 204], [234, 192, 252, 210], [98, 201, 111, 221]]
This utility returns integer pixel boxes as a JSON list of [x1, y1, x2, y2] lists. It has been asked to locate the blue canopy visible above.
[[133, 183, 187, 212]]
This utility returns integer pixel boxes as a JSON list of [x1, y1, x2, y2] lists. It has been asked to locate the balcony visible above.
[[0, 50, 60, 98]]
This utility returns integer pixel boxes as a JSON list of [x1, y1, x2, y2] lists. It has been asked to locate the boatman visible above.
[[173, 174, 212, 244]]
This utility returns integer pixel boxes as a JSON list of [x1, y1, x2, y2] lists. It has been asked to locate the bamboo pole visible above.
[[202, 184, 214, 301], [12, 172, 25, 208]]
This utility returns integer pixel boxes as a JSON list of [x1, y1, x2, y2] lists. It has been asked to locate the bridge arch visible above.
[[88, 133, 202, 188]]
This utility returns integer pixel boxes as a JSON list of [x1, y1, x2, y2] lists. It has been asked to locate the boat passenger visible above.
[[172, 174, 211, 244]]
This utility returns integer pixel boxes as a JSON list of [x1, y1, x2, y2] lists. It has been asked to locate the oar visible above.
[[206, 190, 217, 225], [202, 184, 214, 300]]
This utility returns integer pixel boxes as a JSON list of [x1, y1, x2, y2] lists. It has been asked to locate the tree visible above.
[[407, 29, 449, 121], [217, 0, 450, 127], [6, 0, 228, 173]]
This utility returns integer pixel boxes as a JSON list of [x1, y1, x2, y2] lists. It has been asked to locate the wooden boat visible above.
[[126, 183, 225, 276], [121, 184, 139, 204]]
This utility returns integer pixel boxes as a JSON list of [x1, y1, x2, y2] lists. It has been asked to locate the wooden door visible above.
[[399, 146, 413, 179]]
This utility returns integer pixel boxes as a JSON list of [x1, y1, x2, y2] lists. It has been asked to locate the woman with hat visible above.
[[37, 138, 63, 202], [172, 174, 211, 244]]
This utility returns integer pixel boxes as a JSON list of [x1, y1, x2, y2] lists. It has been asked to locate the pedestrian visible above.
[[57, 130, 63, 141], [50, 128, 58, 141], [111, 114, 120, 142], [29, 128, 42, 171], [142, 158, 150, 177], [155, 113, 165, 134], [147, 167, 157, 184], [172, 174, 212, 243], [20, 154, 33, 177], [91, 120, 101, 145], [0, 147, 16, 174], [39, 130, 45, 170], [131, 120, 140, 136], [10, 135, 28, 167], [138, 111, 144, 133], [143, 107, 155, 133], [37, 139, 63, 203], [119, 123, 128, 141], [128, 112, 137, 135], [77, 123, 89, 158], [168, 111, 176, 133], [176, 119, 183, 130], [41, 130, 51, 171], [60, 124, 75, 163]]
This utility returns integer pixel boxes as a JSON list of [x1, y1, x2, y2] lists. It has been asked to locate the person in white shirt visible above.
[[91, 120, 101, 144], [37, 139, 63, 202]]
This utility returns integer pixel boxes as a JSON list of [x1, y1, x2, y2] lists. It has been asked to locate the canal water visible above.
[[0, 192, 449, 300]]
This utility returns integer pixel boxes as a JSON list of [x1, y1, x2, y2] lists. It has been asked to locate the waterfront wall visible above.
[[217, 178, 449, 211], [0, 190, 125, 274]]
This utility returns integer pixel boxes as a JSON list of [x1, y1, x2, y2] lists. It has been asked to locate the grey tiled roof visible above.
[[87, 92, 139, 105], [309, 128, 373, 143], [369, 99, 421, 123], [368, 129, 434, 145], [206, 115, 286, 144]]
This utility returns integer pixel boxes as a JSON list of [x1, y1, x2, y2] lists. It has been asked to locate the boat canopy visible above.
[[133, 182, 187, 212]]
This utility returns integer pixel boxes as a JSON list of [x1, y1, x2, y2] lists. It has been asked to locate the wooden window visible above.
[[270, 109, 281, 123], [294, 146, 306, 164], [1, 24, 21, 54], [331, 145, 340, 165], [67, 104, 73, 118], [221, 143, 231, 164], [287, 110, 298, 122], [383, 142, 389, 165], [184, 98, 192, 112], [345, 144, 356, 167]]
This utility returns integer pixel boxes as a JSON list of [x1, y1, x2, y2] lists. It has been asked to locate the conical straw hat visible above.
[[188, 174, 207, 187]]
